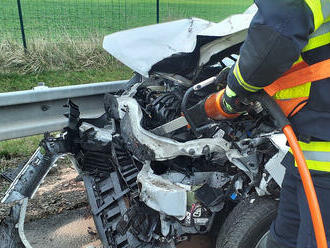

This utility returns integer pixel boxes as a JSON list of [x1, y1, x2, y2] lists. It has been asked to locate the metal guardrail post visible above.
[[156, 0, 160, 23], [17, 0, 27, 50]]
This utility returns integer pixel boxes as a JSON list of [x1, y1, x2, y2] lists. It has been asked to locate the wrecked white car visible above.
[[1, 5, 289, 248]]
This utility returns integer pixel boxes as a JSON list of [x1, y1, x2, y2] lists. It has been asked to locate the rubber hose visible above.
[[252, 91, 327, 248]]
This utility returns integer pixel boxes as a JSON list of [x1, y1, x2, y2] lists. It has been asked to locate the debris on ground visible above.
[[0, 158, 87, 221]]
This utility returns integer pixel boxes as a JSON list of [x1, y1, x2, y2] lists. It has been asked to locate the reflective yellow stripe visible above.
[[303, 1, 330, 52], [303, 32, 330, 52], [290, 141, 330, 172], [225, 85, 237, 97], [298, 141, 330, 152], [301, 160, 330, 172], [305, 0, 324, 30], [233, 58, 263, 93], [274, 82, 311, 100]]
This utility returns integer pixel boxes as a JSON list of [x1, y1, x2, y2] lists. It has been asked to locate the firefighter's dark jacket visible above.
[[227, 0, 330, 141]]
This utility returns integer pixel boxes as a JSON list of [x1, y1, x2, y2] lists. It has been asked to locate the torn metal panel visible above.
[[160, 172, 230, 189], [103, 18, 214, 77], [197, 6, 256, 37], [266, 134, 288, 187], [103, 5, 257, 77], [79, 121, 115, 145], [198, 30, 247, 67], [137, 163, 188, 218]]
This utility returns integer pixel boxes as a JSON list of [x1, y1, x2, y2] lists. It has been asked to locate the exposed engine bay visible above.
[[83, 66, 287, 247], [1, 68, 288, 248], [1, 5, 290, 248]]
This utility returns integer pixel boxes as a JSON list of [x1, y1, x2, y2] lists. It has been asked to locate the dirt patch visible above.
[[0, 158, 88, 221], [25, 208, 102, 248]]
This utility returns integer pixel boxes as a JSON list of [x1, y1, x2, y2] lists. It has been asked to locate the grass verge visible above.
[[0, 66, 132, 93], [0, 37, 124, 74]]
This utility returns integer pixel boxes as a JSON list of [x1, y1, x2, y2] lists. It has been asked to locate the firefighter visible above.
[[207, 0, 330, 247]]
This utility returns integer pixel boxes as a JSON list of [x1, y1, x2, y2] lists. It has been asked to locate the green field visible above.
[[2, 0, 252, 42]]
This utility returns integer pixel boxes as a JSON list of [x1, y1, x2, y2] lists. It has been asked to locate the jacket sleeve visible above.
[[227, 0, 315, 96]]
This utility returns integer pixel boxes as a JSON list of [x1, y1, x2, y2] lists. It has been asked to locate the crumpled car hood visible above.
[[103, 4, 257, 77]]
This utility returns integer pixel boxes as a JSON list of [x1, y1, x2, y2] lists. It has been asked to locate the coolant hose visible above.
[[251, 91, 327, 248]]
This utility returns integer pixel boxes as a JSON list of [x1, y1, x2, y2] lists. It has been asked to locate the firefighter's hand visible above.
[[216, 67, 248, 115], [204, 85, 247, 120], [222, 85, 248, 114]]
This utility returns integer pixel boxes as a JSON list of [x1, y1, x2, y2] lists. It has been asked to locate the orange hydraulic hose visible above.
[[283, 125, 328, 248]]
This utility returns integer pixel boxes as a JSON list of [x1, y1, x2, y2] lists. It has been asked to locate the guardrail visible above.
[[0, 80, 128, 141]]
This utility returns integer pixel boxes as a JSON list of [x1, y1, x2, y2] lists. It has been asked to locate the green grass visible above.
[[1, 0, 252, 42], [0, 66, 132, 93], [0, 135, 42, 159]]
